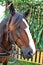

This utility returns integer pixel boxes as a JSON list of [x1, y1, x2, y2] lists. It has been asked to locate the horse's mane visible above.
[[0, 14, 11, 42], [0, 17, 8, 42], [0, 14, 11, 29]]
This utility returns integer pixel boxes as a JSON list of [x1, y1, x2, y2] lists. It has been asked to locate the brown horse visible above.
[[0, 3, 36, 65]]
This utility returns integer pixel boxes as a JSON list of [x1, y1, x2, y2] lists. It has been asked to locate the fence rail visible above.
[[14, 45, 43, 65]]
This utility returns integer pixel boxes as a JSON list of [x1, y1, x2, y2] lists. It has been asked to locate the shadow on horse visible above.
[[0, 3, 36, 65]]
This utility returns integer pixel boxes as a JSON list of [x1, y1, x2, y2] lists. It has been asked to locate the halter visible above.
[[0, 45, 10, 58]]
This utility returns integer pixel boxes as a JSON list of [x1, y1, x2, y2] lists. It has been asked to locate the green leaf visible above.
[[41, 39, 43, 51], [37, 28, 43, 43]]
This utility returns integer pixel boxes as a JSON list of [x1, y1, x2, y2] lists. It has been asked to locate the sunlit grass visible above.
[[0, 60, 41, 65]]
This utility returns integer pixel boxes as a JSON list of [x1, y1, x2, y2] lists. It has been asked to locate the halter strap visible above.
[[0, 46, 10, 58]]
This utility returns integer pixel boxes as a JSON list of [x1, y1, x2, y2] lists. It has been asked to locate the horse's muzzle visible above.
[[21, 46, 33, 59]]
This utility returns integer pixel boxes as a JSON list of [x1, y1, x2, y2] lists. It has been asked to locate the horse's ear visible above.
[[23, 9, 30, 17], [9, 3, 15, 16]]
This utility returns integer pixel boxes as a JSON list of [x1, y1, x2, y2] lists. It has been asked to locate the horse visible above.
[[0, 3, 36, 65]]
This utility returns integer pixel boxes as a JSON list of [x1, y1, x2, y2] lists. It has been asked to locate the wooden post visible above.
[[36, 51, 40, 63], [40, 52, 43, 64]]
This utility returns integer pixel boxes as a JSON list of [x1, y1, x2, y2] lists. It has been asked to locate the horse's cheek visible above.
[[19, 30, 29, 47]]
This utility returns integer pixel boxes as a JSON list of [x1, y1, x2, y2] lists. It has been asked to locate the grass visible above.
[[0, 61, 41, 65]]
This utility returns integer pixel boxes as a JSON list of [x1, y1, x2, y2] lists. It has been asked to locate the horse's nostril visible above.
[[28, 52, 30, 55], [28, 50, 33, 55]]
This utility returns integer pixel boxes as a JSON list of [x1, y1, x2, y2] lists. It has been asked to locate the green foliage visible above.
[[0, 61, 41, 65], [29, 3, 43, 51]]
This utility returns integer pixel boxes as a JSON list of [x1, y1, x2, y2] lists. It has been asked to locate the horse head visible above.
[[8, 3, 36, 59]]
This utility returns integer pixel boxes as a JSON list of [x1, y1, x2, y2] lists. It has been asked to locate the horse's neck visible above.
[[0, 15, 9, 43]]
